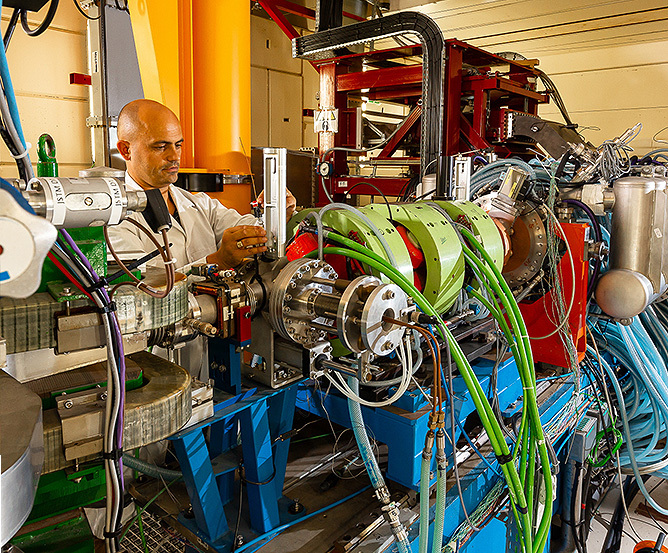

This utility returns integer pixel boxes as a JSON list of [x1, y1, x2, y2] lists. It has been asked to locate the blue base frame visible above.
[[174, 341, 575, 553], [170, 336, 306, 551]]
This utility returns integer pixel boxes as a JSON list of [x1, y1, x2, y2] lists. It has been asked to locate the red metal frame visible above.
[[261, 10, 549, 204], [336, 64, 422, 92], [256, 0, 301, 40], [377, 105, 421, 160]]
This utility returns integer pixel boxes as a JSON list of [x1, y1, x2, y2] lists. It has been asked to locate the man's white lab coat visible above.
[[108, 173, 258, 272], [108, 172, 259, 378]]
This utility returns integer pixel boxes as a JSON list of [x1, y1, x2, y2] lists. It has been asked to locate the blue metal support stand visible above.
[[170, 338, 302, 551]]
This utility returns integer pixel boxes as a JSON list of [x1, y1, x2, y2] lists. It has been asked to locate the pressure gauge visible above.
[[317, 161, 333, 177]]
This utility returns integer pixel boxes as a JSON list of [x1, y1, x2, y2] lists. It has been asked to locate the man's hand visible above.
[[256, 188, 297, 220], [207, 225, 267, 269]]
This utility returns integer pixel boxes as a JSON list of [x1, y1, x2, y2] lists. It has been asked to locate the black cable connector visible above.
[[142, 188, 172, 233], [495, 452, 513, 465], [416, 313, 440, 325], [274, 429, 299, 443]]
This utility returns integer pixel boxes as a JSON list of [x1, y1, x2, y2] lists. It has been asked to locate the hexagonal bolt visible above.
[[381, 341, 394, 351]]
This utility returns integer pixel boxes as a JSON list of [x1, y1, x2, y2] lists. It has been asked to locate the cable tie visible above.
[[86, 279, 108, 292], [102, 448, 123, 460], [495, 452, 513, 465], [103, 529, 122, 538], [164, 257, 177, 266], [98, 301, 117, 314], [517, 505, 528, 515], [10, 141, 31, 159]]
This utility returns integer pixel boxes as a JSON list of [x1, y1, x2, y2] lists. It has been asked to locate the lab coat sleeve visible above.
[[194, 193, 259, 247]]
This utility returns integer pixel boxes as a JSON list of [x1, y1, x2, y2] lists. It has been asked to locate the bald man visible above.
[[108, 99, 296, 272]]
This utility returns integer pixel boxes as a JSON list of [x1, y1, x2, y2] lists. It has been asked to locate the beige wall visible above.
[[0, 7, 317, 184], [0, 2, 91, 179], [392, 0, 668, 155], [250, 15, 319, 150]]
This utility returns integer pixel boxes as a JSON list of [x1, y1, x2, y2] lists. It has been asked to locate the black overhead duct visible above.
[[316, 0, 344, 31], [293, 11, 447, 194]]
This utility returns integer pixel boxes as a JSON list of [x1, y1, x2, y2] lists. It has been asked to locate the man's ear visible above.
[[117, 140, 131, 161]]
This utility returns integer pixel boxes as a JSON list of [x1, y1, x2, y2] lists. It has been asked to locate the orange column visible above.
[[191, 0, 251, 175]]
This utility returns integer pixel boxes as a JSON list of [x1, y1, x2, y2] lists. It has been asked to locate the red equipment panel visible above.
[[519, 223, 589, 369]]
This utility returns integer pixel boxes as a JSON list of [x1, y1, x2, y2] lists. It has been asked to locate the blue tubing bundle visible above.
[[589, 309, 668, 512]]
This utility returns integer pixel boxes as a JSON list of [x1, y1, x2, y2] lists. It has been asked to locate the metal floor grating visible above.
[[124, 509, 186, 553]]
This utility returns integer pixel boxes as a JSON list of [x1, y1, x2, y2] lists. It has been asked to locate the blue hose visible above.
[[347, 377, 411, 553], [0, 1, 27, 150], [589, 308, 668, 494], [234, 485, 372, 553], [0, 177, 34, 213], [418, 449, 432, 553]]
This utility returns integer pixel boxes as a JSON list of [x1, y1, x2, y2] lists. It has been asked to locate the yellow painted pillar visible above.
[[191, 0, 251, 175], [127, 0, 180, 118]]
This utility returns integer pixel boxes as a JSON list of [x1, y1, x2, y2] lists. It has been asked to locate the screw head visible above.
[[83, 196, 94, 206], [64, 400, 73, 409], [382, 290, 395, 300]]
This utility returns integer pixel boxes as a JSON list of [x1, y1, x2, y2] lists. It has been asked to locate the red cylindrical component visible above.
[[286, 233, 319, 261]]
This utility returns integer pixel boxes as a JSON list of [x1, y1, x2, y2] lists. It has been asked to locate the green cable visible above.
[[459, 246, 548, 550], [459, 246, 533, 468], [462, 250, 532, 467], [526, 432, 537, 526], [120, 478, 181, 542], [462, 248, 537, 525], [305, 246, 532, 552], [347, 230, 540, 551], [457, 229, 553, 553], [136, 503, 149, 553]]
